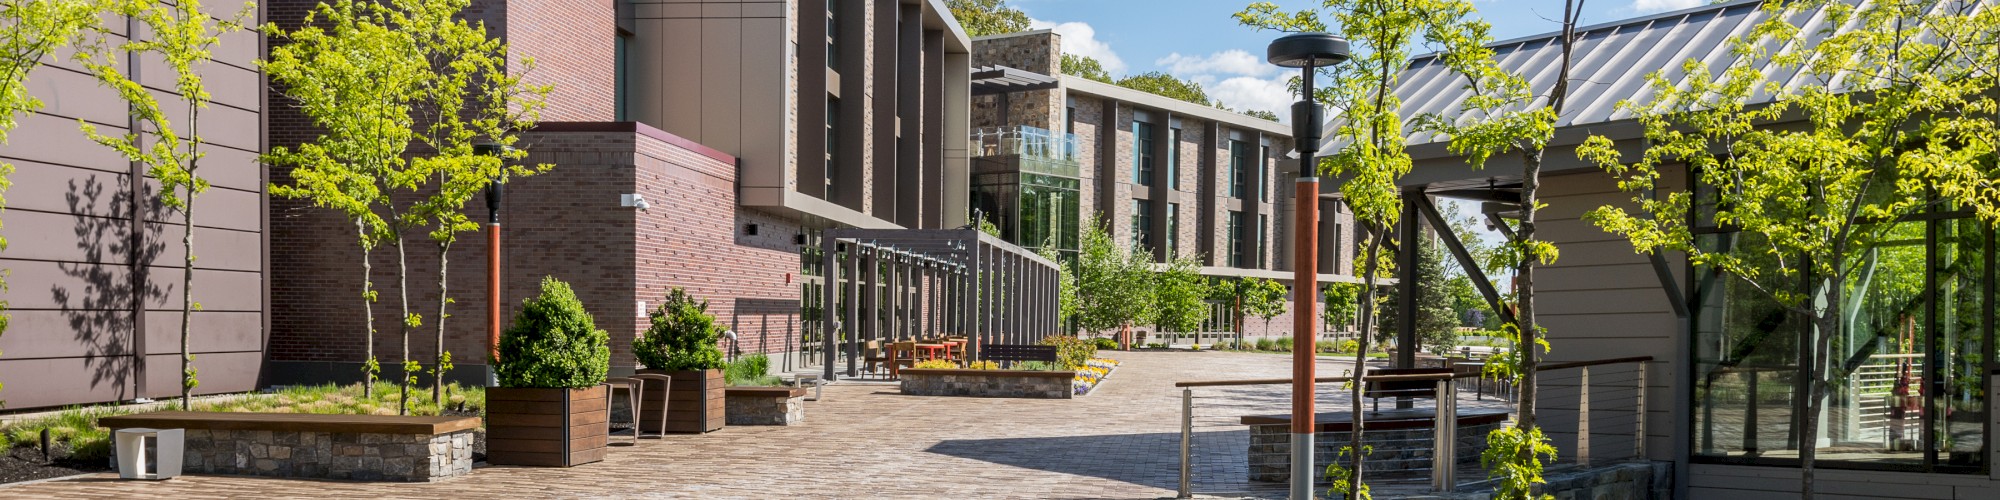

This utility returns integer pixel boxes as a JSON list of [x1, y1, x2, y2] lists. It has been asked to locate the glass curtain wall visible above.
[[1692, 204, 1991, 472]]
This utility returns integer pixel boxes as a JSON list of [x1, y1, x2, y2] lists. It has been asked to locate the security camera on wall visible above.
[[621, 193, 650, 211]]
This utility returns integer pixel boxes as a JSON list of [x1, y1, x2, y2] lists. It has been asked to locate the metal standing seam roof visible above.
[[1314, 0, 1975, 156]]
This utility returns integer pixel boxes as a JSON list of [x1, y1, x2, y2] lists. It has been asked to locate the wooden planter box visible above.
[[485, 385, 608, 467], [637, 368, 724, 433]]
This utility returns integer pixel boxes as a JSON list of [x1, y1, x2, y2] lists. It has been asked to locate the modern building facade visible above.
[[1354, 0, 2000, 497], [969, 31, 1361, 336], [264, 0, 974, 385], [0, 4, 269, 410]]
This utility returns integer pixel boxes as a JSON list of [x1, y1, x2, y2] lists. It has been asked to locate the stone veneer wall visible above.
[[899, 370, 1075, 399], [725, 391, 806, 425], [1246, 421, 1500, 484], [1427, 461, 1671, 500], [176, 428, 475, 482]]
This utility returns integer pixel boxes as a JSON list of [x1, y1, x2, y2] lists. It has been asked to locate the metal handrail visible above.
[[1174, 356, 1653, 388]]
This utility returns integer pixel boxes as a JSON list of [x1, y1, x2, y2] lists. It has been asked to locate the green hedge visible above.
[[496, 277, 610, 388]]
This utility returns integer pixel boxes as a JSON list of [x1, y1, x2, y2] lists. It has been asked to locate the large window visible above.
[[1691, 207, 1991, 473], [1227, 211, 1246, 268], [1166, 202, 1180, 258], [1134, 122, 1155, 186], [1257, 214, 1268, 268], [1132, 199, 1154, 253], [1167, 128, 1181, 190], [1228, 140, 1249, 198], [824, 97, 838, 198], [1259, 145, 1270, 202]]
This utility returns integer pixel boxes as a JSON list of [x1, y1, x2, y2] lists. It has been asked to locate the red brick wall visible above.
[[478, 0, 618, 122]]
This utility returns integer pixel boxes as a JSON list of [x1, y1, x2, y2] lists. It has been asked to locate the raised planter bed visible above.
[[1240, 407, 1508, 483], [899, 369, 1077, 399], [724, 386, 807, 425], [639, 369, 724, 433], [486, 385, 608, 467], [97, 411, 479, 481]]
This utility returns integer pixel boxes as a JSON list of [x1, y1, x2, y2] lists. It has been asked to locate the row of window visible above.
[[1131, 203, 1264, 268], [1130, 123, 1268, 203]]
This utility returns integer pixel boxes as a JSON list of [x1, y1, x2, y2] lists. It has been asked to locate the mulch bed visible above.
[[0, 444, 111, 484]]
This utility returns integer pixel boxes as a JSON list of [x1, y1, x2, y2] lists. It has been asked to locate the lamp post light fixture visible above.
[[475, 140, 508, 387], [1267, 31, 1348, 500]]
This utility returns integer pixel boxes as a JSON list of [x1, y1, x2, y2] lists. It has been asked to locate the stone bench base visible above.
[[898, 369, 1076, 399], [179, 428, 474, 482], [725, 387, 807, 425], [100, 411, 479, 482]]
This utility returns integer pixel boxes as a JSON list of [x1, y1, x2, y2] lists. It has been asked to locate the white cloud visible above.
[[1155, 50, 1275, 79], [1029, 19, 1128, 76], [1629, 0, 1702, 14], [1206, 75, 1295, 122]]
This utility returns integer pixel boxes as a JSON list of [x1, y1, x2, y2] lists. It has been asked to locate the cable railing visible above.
[[1172, 356, 1651, 498], [971, 126, 1081, 178]]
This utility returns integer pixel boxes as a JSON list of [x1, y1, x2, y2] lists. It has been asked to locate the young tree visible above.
[[403, 0, 551, 409], [1237, 1, 1497, 497], [1060, 54, 1112, 83], [1582, 1, 2000, 496], [263, 0, 426, 399], [1241, 109, 1281, 122], [1243, 278, 1288, 339], [1037, 244, 1079, 331], [944, 0, 1028, 37], [77, 0, 252, 410], [1149, 256, 1210, 337], [1074, 215, 1153, 344], [1322, 282, 1359, 333], [0, 0, 97, 403]]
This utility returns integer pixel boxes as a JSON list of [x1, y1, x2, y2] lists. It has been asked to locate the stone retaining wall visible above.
[[1429, 461, 1671, 500], [898, 369, 1075, 399], [725, 388, 806, 425], [1246, 421, 1500, 483], [176, 428, 475, 482]]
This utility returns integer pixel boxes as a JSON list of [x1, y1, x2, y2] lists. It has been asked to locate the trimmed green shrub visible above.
[[1038, 335, 1097, 369], [496, 277, 610, 388], [1254, 338, 1275, 351], [634, 287, 726, 371], [1092, 337, 1119, 350], [1015, 361, 1055, 371], [1272, 337, 1293, 352], [724, 353, 781, 386]]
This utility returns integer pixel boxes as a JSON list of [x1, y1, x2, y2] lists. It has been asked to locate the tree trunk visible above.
[[359, 218, 375, 398], [434, 239, 451, 406], [1801, 310, 1838, 499], [1348, 227, 1387, 500], [179, 193, 196, 410], [397, 237, 411, 415], [1517, 148, 1543, 434]]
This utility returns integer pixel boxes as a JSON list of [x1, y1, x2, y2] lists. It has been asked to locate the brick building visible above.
[[969, 31, 1361, 338], [0, 3, 269, 410], [264, 0, 972, 385]]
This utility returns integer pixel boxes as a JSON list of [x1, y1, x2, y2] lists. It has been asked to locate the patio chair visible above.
[[863, 340, 892, 376], [889, 341, 919, 377], [604, 377, 643, 445], [629, 373, 672, 438]]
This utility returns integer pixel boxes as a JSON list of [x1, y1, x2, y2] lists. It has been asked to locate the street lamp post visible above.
[[476, 141, 505, 387], [1267, 32, 1348, 500]]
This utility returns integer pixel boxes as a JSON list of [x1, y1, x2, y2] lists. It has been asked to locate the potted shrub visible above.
[[486, 277, 612, 467], [633, 287, 727, 433]]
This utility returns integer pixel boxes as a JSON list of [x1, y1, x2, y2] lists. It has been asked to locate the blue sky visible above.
[[1009, 0, 1715, 117]]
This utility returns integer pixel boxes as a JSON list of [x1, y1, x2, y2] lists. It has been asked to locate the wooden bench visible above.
[[100, 411, 481, 482], [981, 344, 1059, 368]]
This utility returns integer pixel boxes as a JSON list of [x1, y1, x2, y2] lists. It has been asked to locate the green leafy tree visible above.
[[1243, 278, 1288, 339], [1412, 237, 1458, 354], [1060, 53, 1112, 83], [1037, 245, 1080, 330], [1113, 71, 1212, 106], [1150, 256, 1210, 335], [496, 276, 609, 388], [1322, 282, 1359, 333], [1241, 109, 1281, 122], [402, 0, 552, 408], [1075, 215, 1154, 341], [0, 0, 97, 405], [634, 288, 726, 371], [77, 0, 252, 410], [1581, 1, 2000, 496], [944, 0, 1028, 37], [263, 0, 425, 399], [1237, 1, 1500, 496]]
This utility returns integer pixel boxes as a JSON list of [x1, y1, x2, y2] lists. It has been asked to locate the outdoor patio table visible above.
[[916, 343, 947, 360], [940, 341, 963, 360]]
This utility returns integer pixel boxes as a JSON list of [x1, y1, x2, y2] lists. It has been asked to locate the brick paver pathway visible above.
[[3, 351, 1346, 499]]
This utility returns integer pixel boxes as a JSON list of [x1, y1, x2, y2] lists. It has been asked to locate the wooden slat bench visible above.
[[100, 411, 481, 482], [981, 344, 1059, 368]]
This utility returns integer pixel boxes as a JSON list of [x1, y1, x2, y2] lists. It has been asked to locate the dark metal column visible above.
[[821, 238, 840, 380], [845, 241, 861, 377], [1397, 191, 1421, 370]]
